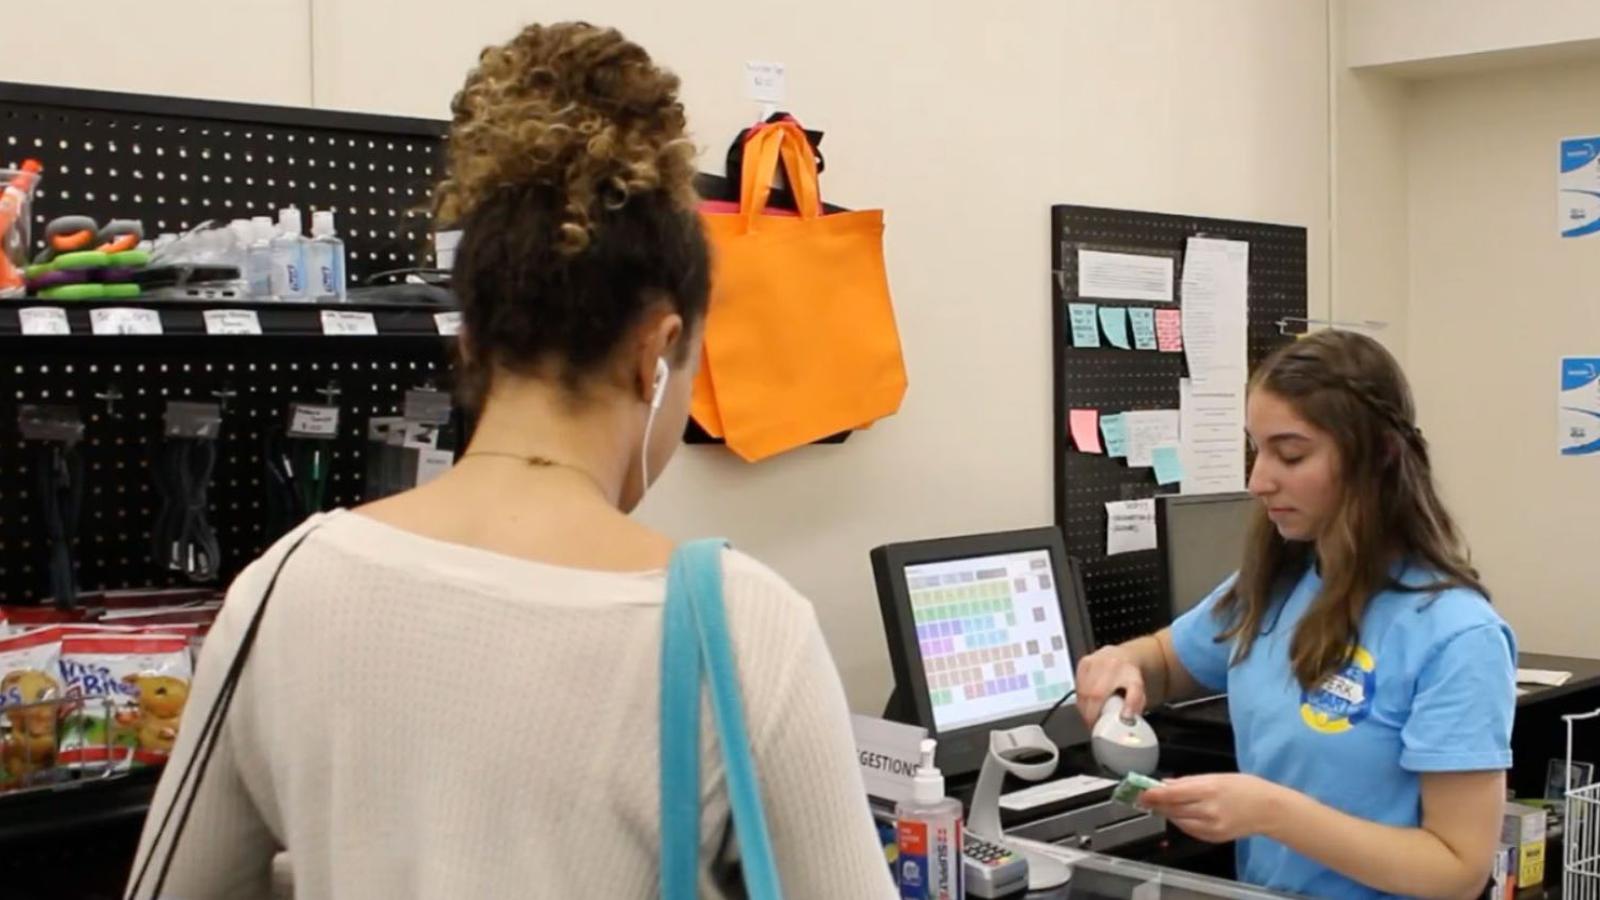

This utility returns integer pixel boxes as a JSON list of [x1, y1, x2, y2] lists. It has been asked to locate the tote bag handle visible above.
[[659, 539, 783, 899]]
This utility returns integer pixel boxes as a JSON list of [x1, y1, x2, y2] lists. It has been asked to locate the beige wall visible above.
[[1405, 59, 1600, 657], [1343, 0, 1600, 72], [0, 2, 1333, 711], [311, 0, 1328, 710], [2, 2, 313, 106], [1330, 0, 1412, 360]]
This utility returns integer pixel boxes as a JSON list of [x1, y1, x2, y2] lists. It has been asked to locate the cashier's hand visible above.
[[1074, 646, 1147, 725], [1138, 774, 1288, 844]]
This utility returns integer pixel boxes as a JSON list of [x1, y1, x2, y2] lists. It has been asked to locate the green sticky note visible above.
[[1069, 303, 1101, 348], [1101, 413, 1129, 458], [1099, 306, 1132, 349], [1129, 307, 1157, 350], [1152, 445, 1183, 486]]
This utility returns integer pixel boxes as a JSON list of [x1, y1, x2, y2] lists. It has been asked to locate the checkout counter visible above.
[[869, 527, 1273, 897], [869, 523, 1600, 898]]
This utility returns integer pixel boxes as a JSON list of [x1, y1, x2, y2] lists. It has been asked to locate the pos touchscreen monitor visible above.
[[872, 527, 1096, 777]]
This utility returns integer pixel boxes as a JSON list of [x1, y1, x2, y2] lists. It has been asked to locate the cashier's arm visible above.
[[1268, 769, 1504, 900], [1076, 629, 1203, 723]]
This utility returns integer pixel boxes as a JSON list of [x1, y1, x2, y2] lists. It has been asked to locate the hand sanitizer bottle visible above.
[[896, 739, 964, 900], [246, 216, 274, 299], [306, 210, 347, 302], [270, 207, 308, 300]]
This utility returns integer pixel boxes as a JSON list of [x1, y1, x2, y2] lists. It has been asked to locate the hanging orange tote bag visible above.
[[691, 120, 907, 462]]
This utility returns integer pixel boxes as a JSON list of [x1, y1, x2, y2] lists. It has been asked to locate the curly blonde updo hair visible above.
[[434, 22, 709, 405]]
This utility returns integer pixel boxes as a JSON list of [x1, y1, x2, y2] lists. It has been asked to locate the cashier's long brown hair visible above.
[[1212, 331, 1488, 689]]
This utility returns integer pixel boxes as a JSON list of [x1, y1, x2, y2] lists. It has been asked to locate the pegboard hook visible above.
[[93, 385, 123, 418], [212, 386, 237, 413], [316, 381, 342, 405]]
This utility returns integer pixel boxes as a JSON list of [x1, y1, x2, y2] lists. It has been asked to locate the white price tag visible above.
[[434, 311, 462, 336], [203, 309, 263, 336], [744, 61, 786, 103], [90, 307, 163, 336], [320, 310, 378, 336], [288, 404, 340, 438], [19, 307, 70, 336]]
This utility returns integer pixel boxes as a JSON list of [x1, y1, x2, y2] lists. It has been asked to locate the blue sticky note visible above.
[[1129, 308, 1157, 350], [1068, 303, 1101, 348], [1100, 413, 1128, 458], [1099, 307, 1132, 349], [1152, 445, 1183, 486]]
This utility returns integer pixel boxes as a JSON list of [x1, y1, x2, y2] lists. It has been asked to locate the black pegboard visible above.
[[0, 84, 456, 604], [0, 81, 446, 284], [1051, 205, 1305, 647], [0, 335, 448, 603]]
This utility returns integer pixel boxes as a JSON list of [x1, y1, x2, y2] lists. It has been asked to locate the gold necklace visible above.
[[457, 451, 611, 499]]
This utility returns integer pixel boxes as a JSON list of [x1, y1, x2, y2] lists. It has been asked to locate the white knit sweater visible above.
[[129, 511, 897, 899]]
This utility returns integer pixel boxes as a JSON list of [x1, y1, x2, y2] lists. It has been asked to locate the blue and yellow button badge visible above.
[[1300, 647, 1377, 735]]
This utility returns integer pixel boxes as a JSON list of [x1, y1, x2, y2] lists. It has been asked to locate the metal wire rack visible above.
[[3, 694, 127, 797], [1568, 708, 1600, 898]]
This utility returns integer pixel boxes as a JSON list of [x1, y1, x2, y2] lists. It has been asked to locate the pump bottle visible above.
[[269, 207, 308, 300], [895, 739, 964, 900], [307, 210, 347, 302]]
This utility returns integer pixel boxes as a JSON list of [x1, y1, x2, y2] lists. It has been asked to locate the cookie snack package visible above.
[[0, 628, 66, 788], [57, 633, 193, 770]]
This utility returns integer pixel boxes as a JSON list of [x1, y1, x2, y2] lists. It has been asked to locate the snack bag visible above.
[[57, 634, 192, 770], [0, 628, 65, 788]]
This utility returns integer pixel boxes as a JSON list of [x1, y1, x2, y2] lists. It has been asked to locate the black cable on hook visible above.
[[35, 441, 84, 608], [151, 435, 221, 583]]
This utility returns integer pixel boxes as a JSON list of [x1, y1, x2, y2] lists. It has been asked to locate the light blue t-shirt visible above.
[[1170, 563, 1517, 900]]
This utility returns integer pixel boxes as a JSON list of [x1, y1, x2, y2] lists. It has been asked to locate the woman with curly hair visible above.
[[128, 22, 897, 899]]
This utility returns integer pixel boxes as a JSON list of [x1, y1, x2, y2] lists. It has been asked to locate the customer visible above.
[[128, 22, 895, 899], [1076, 331, 1515, 899]]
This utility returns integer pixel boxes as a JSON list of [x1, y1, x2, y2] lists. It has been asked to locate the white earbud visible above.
[[649, 357, 670, 410], [640, 357, 670, 496]]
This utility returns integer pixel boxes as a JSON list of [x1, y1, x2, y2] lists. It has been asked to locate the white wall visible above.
[[0, 1, 1333, 711], [1, 2, 312, 106], [1405, 59, 1600, 658], [1344, 0, 1600, 72]]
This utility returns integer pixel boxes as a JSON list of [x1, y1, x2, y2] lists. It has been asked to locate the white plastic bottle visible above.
[[306, 210, 347, 302], [269, 207, 308, 300], [896, 739, 964, 900], [246, 215, 275, 299]]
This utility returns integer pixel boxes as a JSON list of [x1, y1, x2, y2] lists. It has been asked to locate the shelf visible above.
[[0, 294, 459, 339], [0, 767, 159, 845]]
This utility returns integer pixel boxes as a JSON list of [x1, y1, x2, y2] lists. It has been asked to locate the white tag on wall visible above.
[[203, 309, 263, 336], [434, 311, 462, 336], [19, 307, 70, 335], [744, 61, 786, 103]]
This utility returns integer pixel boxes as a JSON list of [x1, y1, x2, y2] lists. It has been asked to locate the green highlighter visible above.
[[1112, 771, 1164, 806]]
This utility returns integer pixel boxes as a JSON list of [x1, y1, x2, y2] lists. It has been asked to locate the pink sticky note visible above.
[[1156, 309, 1183, 352], [1069, 409, 1102, 453]]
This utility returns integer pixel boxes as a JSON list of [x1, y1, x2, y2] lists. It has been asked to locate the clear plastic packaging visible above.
[[0, 164, 42, 297]]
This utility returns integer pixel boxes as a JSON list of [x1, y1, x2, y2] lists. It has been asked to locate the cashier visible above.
[[1076, 331, 1516, 900]]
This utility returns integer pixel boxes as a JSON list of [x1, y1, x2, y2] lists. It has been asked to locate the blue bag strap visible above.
[[659, 541, 704, 899], [659, 539, 784, 900]]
